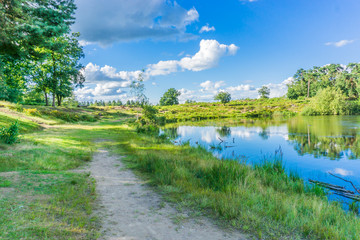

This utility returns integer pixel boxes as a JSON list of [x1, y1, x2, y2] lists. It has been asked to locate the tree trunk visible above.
[[52, 93, 56, 107], [307, 79, 310, 98], [57, 95, 62, 106], [45, 92, 48, 106]]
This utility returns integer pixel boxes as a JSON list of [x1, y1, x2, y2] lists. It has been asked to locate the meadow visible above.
[[1, 102, 360, 239]]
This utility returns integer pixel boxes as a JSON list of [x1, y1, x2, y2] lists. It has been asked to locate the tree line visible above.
[[287, 63, 360, 99], [0, 0, 84, 107]]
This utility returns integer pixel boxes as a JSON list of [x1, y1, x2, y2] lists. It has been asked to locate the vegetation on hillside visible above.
[[158, 97, 307, 122]]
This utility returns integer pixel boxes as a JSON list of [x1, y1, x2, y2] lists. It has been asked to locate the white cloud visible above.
[[227, 84, 255, 92], [73, 0, 199, 45], [262, 77, 293, 98], [147, 39, 238, 74], [200, 80, 225, 91], [325, 40, 355, 47], [77, 39, 238, 100], [178, 40, 238, 71], [199, 24, 215, 33]]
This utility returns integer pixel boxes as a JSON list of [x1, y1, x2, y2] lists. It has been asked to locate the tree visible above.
[[0, 0, 76, 59], [214, 91, 231, 105], [159, 88, 181, 106], [258, 86, 270, 99], [32, 33, 85, 107], [130, 71, 148, 106]]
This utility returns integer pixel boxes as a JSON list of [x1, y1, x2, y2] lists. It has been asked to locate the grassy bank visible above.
[[0, 109, 100, 239], [2, 102, 360, 239], [105, 124, 360, 239], [158, 98, 308, 122]]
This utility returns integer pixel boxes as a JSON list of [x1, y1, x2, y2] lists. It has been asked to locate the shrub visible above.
[[302, 87, 351, 115], [24, 108, 41, 117], [0, 121, 19, 144]]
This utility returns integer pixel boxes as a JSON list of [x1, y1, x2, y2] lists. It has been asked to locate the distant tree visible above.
[[258, 86, 270, 99], [214, 91, 231, 105], [185, 99, 196, 104], [130, 71, 148, 106], [159, 88, 181, 106]]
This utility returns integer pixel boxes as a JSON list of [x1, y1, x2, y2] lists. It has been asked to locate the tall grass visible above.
[[110, 127, 360, 239]]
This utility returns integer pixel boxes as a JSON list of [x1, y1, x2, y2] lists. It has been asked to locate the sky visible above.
[[72, 0, 360, 103]]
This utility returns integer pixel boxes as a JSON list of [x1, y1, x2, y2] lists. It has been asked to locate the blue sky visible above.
[[72, 0, 360, 103]]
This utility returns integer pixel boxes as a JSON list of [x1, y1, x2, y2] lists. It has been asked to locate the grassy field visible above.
[[158, 98, 308, 122], [1, 102, 360, 239]]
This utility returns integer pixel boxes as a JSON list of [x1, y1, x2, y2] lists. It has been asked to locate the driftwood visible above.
[[328, 172, 360, 194], [309, 172, 360, 201]]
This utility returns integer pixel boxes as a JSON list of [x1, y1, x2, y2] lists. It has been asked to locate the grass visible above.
[[1, 101, 360, 239], [0, 171, 98, 239], [158, 97, 308, 122], [103, 124, 360, 240]]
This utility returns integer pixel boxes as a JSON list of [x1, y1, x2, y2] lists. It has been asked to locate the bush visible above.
[[0, 121, 19, 144], [301, 87, 354, 115]]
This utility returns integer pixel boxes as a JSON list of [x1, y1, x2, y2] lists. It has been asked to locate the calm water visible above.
[[161, 116, 360, 203]]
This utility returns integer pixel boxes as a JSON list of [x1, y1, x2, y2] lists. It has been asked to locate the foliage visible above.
[[136, 105, 165, 133], [0, 121, 19, 144], [287, 63, 360, 99], [258, 86, 270, 98], [130, 71, 148, 106], [214, 91, 231, 104], [158, 98, 306, 122], [159, 88, 181, 106], [301, 87, 355, 115], [0, 0, 76, 58], [113, 125, 360, 240]]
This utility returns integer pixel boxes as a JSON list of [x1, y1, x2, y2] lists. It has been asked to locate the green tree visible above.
[[258, 86, 270, 99], [214, 91, 231, 105], [130, 71, 148, 106], [159, 88, 181, 106], [32, 33, 84, 107], [0, 0, 76, 59]]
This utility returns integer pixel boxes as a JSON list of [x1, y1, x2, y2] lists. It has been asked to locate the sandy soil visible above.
[[85, 145, 249, 240]]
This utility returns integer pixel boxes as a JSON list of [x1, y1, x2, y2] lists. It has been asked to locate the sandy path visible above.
[[87, 146, 249, 240]]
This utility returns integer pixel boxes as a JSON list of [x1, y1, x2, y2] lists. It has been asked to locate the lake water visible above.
[[161, 116, 360, 204]]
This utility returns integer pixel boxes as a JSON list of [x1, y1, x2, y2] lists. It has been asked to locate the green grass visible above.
[[0, 112, 41, 134], [158, 97, 308, 122], [0, 171, 98, 239], [0, 107, 101, 239], [102, 124, 360, 239], [1, 102, 360, 239]]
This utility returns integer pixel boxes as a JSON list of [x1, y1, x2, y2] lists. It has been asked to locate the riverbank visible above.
[[1, 104, 360, 239], [158, 98, 308, 122]]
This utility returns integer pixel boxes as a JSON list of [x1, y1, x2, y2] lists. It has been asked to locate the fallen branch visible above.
[[309, 179, 354, 194], [328, 172, 360, 194]]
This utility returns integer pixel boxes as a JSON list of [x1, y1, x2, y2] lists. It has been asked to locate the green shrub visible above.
[[0, 121, 19, 144], [301, 87, 355, 115]]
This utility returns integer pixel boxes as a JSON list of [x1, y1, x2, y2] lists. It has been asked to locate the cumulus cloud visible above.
[[325, 40, 355, 47], [200, 80, 225, 91], [262, 77, 293, 98], [176, 77, 293, 103], [73, 0, 199, 45], [147, 39, 238, 74], [199, 24, 215, 33], [77, 39, 238, 100]]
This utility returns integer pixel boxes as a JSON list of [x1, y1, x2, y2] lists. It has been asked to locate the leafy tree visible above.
[[32, 33, 84, 106], [258, 86, 270, 99], [159, 88, 181, 106], [0, 0, 76, 59], [302, 87, 348, 115], [214, 91, 231, 105], [130, 71, 148, 106]]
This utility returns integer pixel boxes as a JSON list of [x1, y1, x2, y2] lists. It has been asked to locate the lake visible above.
[[161, 115, 360, 204]]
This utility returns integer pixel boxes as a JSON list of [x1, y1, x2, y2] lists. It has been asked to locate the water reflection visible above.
[[161, 116, 360, 204]]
